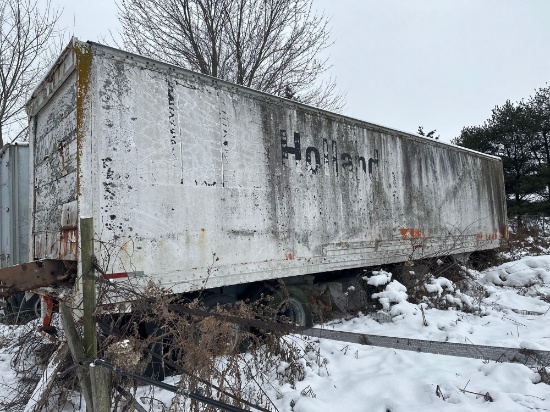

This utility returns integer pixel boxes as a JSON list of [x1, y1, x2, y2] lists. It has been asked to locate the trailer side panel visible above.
[[69, 44, 507, 293]]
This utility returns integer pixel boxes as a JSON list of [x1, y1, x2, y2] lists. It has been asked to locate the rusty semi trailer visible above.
[[4, 39, 506, 323]]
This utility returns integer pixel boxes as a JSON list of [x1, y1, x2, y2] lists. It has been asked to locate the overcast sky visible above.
[[51, 0, 550, 142]]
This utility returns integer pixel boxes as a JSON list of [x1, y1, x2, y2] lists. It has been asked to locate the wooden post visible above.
[[60, 302, 94, 411], [90, 364, 111, 411], [81, 217, 97, 358], [80, 217, 112, 411]]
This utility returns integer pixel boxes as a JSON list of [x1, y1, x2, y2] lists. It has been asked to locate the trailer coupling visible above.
[[0, 260, 75, 297]]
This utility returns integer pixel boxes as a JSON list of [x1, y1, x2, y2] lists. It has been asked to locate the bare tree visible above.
[[117, 0, 345, 111], [0, 0, 62, 147]]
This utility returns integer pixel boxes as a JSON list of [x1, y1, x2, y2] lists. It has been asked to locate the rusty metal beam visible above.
[[0, 260, 72, 297]]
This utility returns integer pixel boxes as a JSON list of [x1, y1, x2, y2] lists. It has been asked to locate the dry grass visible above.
[[2, 283, 322, 411], [0, 321, 60, 410], [93, 280, 323, 411]]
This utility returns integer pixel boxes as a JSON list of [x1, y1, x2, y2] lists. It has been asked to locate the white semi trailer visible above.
[[1, 39, 507, 326]]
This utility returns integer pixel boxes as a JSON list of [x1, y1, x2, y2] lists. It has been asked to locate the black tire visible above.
[[199, 293, 238, 309], [197, 294, 249, 353], [250, 284, 313, 327], [270, 286, 313, 327], [2, 295, 20, 324], [19, 294, 41, 322], [3, 293, 39, 324]]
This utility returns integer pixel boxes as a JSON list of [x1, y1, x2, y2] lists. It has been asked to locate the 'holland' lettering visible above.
[[280, 129, 378, 178]]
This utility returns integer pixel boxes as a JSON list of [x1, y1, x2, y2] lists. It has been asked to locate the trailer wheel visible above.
[[251, 285, 313, 327], [2, 294, 20, 324], [197, 294, 249, 353], [19, 294, 41, 321], [3, 293, 40, 324], [271, 286, 313, 327]]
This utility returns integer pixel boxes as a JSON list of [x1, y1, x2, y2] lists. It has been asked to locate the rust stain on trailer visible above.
[[501, 226, 509, 240], [59, 228, 77, 259], [475, 227, 508, 243], [486, 228, 507, 241], [399, 228, 423, 239], [199, 228, 206, 252], [59, 201, 77, 260], [73, 41, 92, 198]]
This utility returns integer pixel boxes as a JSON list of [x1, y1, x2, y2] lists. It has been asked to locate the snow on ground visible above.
[[2, 255, 550, 411], [0, 323, 36, 410], [275, 342, 548, 412], [326, 259, 550, 351]]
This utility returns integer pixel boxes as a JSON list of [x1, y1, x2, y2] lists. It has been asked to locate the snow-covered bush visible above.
[[371, 280, 408, 311], [366, 268, 478, 314], [421, 276, 475, 311]]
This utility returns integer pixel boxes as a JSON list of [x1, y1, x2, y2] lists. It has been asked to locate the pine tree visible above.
[[453, 95, 550, 215]]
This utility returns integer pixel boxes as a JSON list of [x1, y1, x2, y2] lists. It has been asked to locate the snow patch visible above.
[[372, 280, 408, 310], [481, 256, 550, 287], [364, 270, 392, 286], [425, 277, 454, 296]]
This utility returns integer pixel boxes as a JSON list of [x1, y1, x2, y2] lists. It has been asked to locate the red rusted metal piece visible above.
[[41, 295, 55, 328]]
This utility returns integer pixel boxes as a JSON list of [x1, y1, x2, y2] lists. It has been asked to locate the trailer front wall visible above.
[[26, 43, 80, 264], [75, 44, 505, 294], [30, 71, 78, 262]]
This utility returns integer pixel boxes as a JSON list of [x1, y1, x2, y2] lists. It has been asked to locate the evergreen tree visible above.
[[527, 85, 550, 200], [453, 94, 550, 215]]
